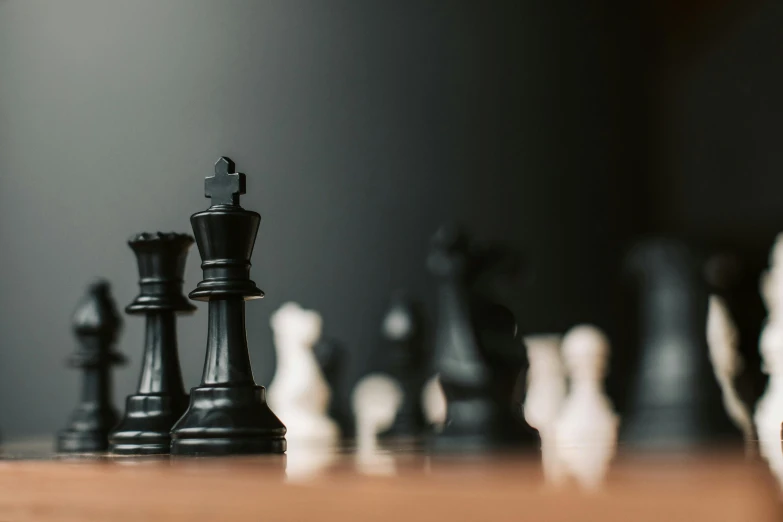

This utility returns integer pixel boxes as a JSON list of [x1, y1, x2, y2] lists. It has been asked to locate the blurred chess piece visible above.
[[554, 325, 618, 491], [57, 281, 126, 453], [268, 302, 339, 444], [755, 234, 783, 490], [427, 225, 535, 451], [706, 295, 755, 451], [314, 337, 353, 438], [621, 239, 741, 449], [421, 375, 447, 433], [352, 374, 402, 476], [523, 334, 566, 486], [379, 292, 428, 439]]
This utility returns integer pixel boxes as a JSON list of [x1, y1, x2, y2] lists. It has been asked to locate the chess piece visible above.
[[756, 235, 783, 488], [554, 325, 618, 491], [352, 374, 403, 453], [268, 302, 339, 444], [352, 374, 402, 476], [109, 232, 196, 455], [314, 337, 353, 438], [523, 334, 566, 485], [427, 225, 535, 451], [379, 292, 428, 438], [421, 375, 446, 432], [706, 295, 755, 449], [703, 251, 764, 427], [621, 239, 741, 449], [170, 157, 286, 456], [57, 281, 126, 453]]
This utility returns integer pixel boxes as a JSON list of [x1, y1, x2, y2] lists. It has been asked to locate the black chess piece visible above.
[[170, 157, 286, 456], [620, 239, 742, 450], [57, 281, 126, 453], [109, 232, 196, 455], [378, 292, 428, 439], [313, 337, 354, 439], [427, 225, 535, 451]]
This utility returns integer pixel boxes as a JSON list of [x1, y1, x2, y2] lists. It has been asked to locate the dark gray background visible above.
[[0, 0, 779, 438]]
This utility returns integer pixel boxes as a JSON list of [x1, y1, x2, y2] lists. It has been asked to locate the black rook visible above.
[[170, 157, 286, 456], [109, 232, 195, 455]]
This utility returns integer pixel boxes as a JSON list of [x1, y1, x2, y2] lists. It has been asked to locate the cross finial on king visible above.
[[205, 156, 246, 207]]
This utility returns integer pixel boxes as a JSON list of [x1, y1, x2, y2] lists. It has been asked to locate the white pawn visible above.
[[755, 234, 783, 491], [755, 321, 783, 491], [351, 374, 403, 476], [523, 334, 567, 485], [268, 302, 339, 444], [706, 295, 754, 448], [554, 325, 619, 491]]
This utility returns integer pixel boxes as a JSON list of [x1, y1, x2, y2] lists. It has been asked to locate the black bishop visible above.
[[57, 281, 126, 453]]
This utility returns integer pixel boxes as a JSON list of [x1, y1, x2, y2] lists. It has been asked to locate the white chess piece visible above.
[[761, 233, 783, 314], [351, 374, 403, 476], [706, 295, 754, 448], [553, 325, 619, 491], [421, 375, 446, 432], [523, 334, 566, 486], [268, 302, 339, 444], [755, 234, 783, 491], [755, 323, 783, 491]]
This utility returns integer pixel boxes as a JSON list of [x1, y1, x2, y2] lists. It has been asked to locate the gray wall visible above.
[[0, 1, 629, 438]]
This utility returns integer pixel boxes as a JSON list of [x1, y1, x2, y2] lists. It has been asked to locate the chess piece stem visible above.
[[138, 312, 185, 394], [202, 300, 254, 385]]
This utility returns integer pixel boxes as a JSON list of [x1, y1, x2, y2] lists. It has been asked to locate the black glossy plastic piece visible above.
[[57, 281, 126, 453], [427, 225, 536, 451], [170, 157, 286, 456], [109, 232, 195, 455], [620, 239, 742, 450]]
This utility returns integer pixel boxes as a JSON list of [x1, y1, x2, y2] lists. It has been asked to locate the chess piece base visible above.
[[57, 429, 110, 453], [170, 385, 286, 456], [432, 398, 538, 452], [171, 436, 286, 456], [109, 394, 188, 455], [56, 402, 118, 453]]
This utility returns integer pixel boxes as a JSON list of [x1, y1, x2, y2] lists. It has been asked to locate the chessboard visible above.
[[0, 439, 778, 522]]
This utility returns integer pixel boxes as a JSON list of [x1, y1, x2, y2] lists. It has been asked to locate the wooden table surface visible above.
[[0, 439, 778, 522]]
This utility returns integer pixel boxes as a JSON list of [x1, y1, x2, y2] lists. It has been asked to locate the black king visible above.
[[170, 157, 286, 455]]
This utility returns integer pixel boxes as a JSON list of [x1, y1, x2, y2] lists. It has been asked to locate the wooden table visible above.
[[0, 439, 778, 521]]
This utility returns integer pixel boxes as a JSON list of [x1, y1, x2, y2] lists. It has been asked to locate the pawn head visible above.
[[351, 374, 403, 430], [561, 324, 610, 378]]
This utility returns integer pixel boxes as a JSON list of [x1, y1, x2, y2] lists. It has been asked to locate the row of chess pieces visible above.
[[31, 157, 783, 491], [307, 229, 783, 490]]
